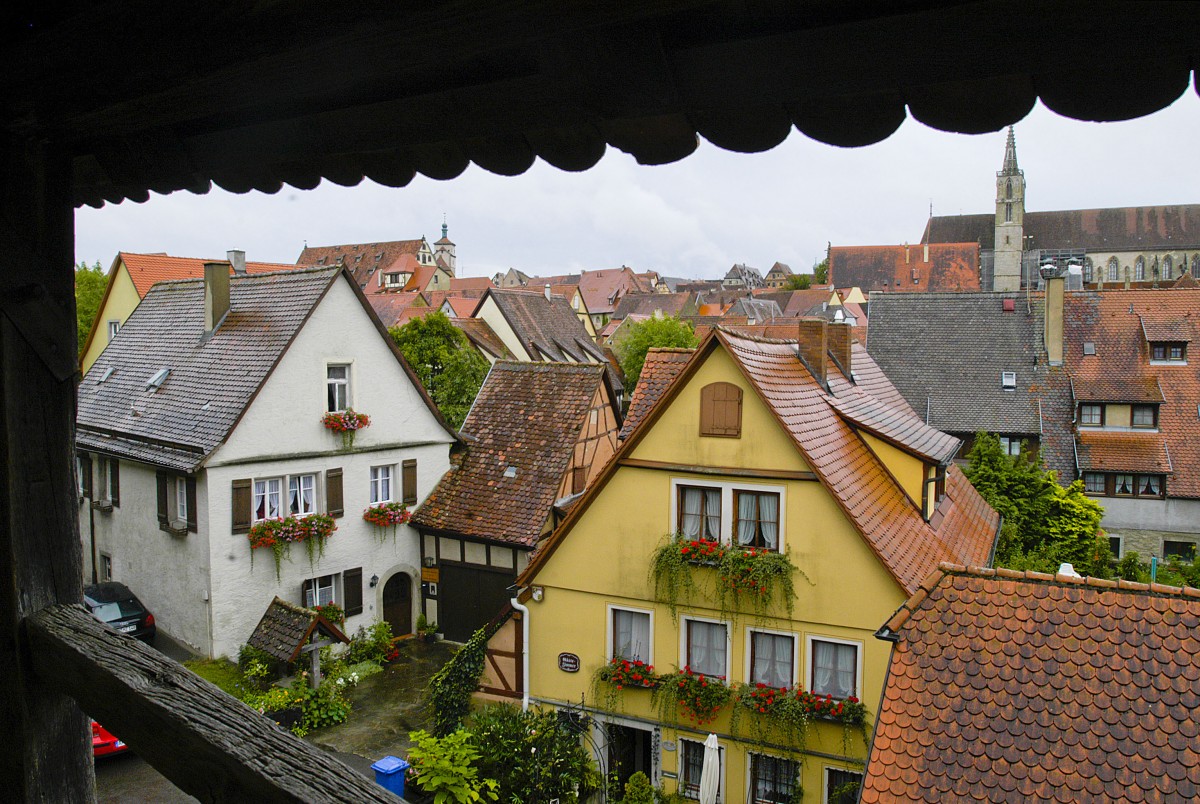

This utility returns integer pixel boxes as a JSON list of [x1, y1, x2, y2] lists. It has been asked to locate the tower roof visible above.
[[999, 125, 1021, 176]]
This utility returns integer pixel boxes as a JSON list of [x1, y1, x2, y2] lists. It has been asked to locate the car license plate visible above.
[[118, 624, 136, 633]]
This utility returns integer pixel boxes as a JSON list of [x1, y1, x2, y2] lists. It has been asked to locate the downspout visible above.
[[511, 594, 530, 711]]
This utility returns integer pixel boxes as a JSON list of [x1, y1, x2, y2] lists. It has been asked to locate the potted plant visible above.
[[321, 409, 371, 449], [416, 614, 438, 643]]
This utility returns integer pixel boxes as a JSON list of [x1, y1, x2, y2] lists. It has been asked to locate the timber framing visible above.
[[617, 457, 817, 481]]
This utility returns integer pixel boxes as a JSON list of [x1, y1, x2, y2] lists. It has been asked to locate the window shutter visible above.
[[402, 460, 417, 505], [571, 465, 587, 495], [186, 477, 198, 533], [156, 472, 169, 529], [231, 478, 252, 533], [699, 382, 742, 437], [109, 459, 120, 507], [301, 578, 314, 608], [343, 567, 363, 616], [326, 468, 344, 517], [80, 454, 93, 499]]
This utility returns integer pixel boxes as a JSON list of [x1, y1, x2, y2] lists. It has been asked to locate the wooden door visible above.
[[382, 573, 412, 636]]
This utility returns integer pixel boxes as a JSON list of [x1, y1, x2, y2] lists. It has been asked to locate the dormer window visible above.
[[383, 272, 403, 287], [1001, 371, 1017, 389], [1132, 404, 1158, 429], [1150, 342, 1187, 363], [1079, 404, 1103, 427]]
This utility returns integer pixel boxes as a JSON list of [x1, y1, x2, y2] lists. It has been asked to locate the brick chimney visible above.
[[204, 261, 231, 337], [796, 318, 828, 386], [827, 322, 854, 376]]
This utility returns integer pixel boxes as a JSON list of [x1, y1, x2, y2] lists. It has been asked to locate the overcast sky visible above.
[[75, 95, 1200, 281]]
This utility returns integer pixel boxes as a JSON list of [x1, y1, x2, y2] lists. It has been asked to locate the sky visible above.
[[75, 94, 1200, 281]]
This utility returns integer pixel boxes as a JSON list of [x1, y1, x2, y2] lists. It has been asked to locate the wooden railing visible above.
[[27, 605, 403, 803]]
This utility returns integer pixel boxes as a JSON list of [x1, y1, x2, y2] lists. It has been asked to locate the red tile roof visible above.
[[864, 564, 1200, 803], [119, 252, 302, 297], [366, 292, 423, 327], [1077, 431, 1172, 475], [448, 276, 496, 293], [829, 243, 980, 293], [577, 267, 643, 314], [296, 239, 427, 288], [412, 362, 611, 546], [618, 348, 693, 439]]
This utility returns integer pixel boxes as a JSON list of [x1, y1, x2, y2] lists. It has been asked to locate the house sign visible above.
[[558, 652, 580, 673]]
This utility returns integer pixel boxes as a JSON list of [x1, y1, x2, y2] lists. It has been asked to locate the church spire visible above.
[[1000, 125, 1020, 176]]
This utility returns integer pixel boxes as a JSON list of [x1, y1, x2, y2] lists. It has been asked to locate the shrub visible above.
[[345, 620, 395, 665], [621, 772, 655, 804], [469, 704, 599, 804], [300, 676, 352, 731], [407, 729, 499, 803]]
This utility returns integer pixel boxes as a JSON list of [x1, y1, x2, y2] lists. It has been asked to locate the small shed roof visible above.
[[247, 597, 349, 663]]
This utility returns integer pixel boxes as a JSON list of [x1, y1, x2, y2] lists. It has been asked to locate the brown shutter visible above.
[[402, 460, 417, 505], [231, 478, 252, 533], [186, 477, 198, 533], [343, 567, 363, 616], [156, 472, 169, 529], [326, 468, 344, 517], [80, 454, 93, 499], [571, 465, 587, 495], [109, 459, 120, 507], [700, 382, 742, 437]]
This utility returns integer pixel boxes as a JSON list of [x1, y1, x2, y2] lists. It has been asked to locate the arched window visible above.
[[1005, 203, 1012, 223], [1107, 257, 1119, 282], [1192, 254, 1199, 275], [1135, 256, 1146, 281], [1083, 258, 1093, 283], [699, 382, 742, 438], [1163, 254, 1174, 277], [1006, 179, 1013, 200]]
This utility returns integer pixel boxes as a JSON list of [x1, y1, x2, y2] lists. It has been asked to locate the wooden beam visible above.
[[27, 605, 401, 803], [617, 457, 817, 481], [0, 134, 91, 801]]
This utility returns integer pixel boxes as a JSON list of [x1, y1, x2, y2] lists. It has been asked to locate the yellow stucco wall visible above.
[[859, 431, 924, 509], [81, 261, 142, 372], [1106, 404, 1132, 427], [521, 342, 906, 802]]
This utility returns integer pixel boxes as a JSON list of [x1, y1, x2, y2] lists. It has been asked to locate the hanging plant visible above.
[[652, 666, 732, 726], [732, 683, 869, 757], [362, 501, 412, 544], [592, 657, 658, 714], [321, 409, 370, 449], [247, 513, 337, 580]]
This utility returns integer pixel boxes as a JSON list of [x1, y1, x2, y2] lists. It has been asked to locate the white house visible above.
[[76, 263, 456, 659]]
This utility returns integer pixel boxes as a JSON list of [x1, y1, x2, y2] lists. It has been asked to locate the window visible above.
[[1164, 254, 1174, 276], [825, 768, 863, 804], [750, 754, 798, 804], [1083, 259, 1093, 283], [1151, 342, 1186, 362], [998, 437, 1021, 456], [289, 474, 317, 515], [1083, 341, 1096, 355], [1079, 404, 1103, 426], [684, 619, 728, 679], [1114, 474, 1134, 496], [176, 477, 188, 523], [735, 491, 780, 550], [1132, 405, 1157, 428], [402, 459, 418, 505], [99, 553, 112, 582], [1001, 371, 1016, 389], [1083, 473, 1106, 494], [810, 638, 858, 699], [699, 382, 742, 438], [77, 453, 93, 499], [1107, 257, 1119, 282], [371, 465, 394, 504], [1164, 541, 1196, 561], [94, 457, 120, 508], [680, 739, 722, 802], [1135, 256, 1145, 281], [749, 631, 795, 689], [107, 320, 120, 340], [678, 486, 721, 541], [303, 574, 336, 607], [327, 364, 350, 412], [254, 478, 282, 520], [1108, 535, 1123, 559], [1004, 202, 1012, 222], [1139, 474, 1162, 497], [611, 607, 652, 664], [571, 465, 588, 495]]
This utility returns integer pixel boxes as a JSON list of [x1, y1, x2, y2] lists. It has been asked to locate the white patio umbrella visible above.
[[698, 733, 720, 804]]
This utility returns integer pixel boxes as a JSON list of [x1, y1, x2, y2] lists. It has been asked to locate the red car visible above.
[[92, 720, 129, 758]]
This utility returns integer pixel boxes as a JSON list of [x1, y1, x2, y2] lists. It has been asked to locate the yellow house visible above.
[[486, 320, 999, 803], [80, 251, 303, 371]]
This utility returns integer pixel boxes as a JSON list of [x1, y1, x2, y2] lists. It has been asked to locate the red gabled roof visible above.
[[365, 291, 423, 327], [119, 252, 302, 297], [829, 243, 980, 293], [448, 276, 495, 293], [296, 239, 427, 288]]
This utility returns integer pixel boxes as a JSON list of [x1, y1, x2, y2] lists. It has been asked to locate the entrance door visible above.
[[607, 724, 653, 793], [382, 573, 412, 636]]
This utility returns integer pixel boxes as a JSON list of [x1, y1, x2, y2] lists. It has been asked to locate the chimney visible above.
[[923, 242, 930, 263], [544, 284, 552, 301], [904, 242, 910, 264], [204, 261, 231, 336], [227, 249, 246, 274], [796, 318, 828, 387], [827, 322, 854, 377], [1044, 271, 1064, 366]]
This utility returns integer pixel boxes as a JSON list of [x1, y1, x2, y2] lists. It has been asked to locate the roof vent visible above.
[[1001, 371, 1017, 389], [503, 466, 517, 478], [146, 368, 170, 390], [1058, 563, 1082, 578], [1083, 342, 1096, 355], [98, 366, 115, 384], [1002, 299, 1015, 313]]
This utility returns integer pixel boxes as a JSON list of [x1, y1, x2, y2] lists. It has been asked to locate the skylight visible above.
[[146, 368, 170, 390], [1083, 342, 1096, 355], [1001, 371, 1017, 389]]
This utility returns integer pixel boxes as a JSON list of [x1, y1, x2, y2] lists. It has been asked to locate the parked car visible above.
[[83, 582, 156, 643], [91, 720, 129, 758]]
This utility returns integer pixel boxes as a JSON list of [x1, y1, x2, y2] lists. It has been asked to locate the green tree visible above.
[[614, 315, 699, 394], [964, 433, 1108, 575], [389, 311, 489, 429], [469, 704, 599, 804], [783, 273, 812, 290], [812, 257, 829, 285], [75, 259, 107, 355]]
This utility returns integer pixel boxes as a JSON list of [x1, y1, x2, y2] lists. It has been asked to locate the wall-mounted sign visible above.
[[661, 741, 676, 752], [421, 567, 440, 583], [558, 652, 580, 673]]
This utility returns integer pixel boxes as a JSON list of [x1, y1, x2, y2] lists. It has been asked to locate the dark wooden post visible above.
[[0, 134, 91, 798]]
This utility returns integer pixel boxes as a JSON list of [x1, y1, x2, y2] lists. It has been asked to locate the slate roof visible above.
[[618, 348, 693, 440], [921, 205, 1200, 252], [865, 292, 1047, 436], [453, 318, 511, 360], [118, 252, 304, 297], [864, 564, 1200, 803], [531, 328, 999, 596], [412, 362, 608, 546], [723, 297, 783, 322], [722, 263, 765, 288], [829, 243, 980, 293], [246, 597, 349, 663], [296, 239, 427, 288]]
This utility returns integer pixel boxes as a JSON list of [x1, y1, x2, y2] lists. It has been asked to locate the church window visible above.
[[1164, 254, 1174, 276], [1083, 259, 1093, 283], [1135, 256, 1145, 281], [1006, 179, 1013, 200], [1191, 254, 1199, 275], [1107, 258, 1119, 282], [1005, 203, 1012, 223]]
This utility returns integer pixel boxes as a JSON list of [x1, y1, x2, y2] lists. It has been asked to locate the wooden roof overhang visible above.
[[5, 1, 1199, 210]]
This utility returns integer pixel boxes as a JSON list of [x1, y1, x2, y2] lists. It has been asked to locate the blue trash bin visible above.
[[370, 755, 410, 797]]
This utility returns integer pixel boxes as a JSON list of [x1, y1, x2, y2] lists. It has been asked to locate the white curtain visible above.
[[614, 610, 650, 663], [690, 621, 725, 678], [681, 488, 702, 538], [737, 494, 757, 546], [752, 633, 791, 689], [814, 641, 855, 699], [759, 494, 778, 550], [704, 489, 721, 541]]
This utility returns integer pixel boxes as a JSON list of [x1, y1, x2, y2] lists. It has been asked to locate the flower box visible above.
[[321, 409, 370, 448], [247, 513, 337, 579]]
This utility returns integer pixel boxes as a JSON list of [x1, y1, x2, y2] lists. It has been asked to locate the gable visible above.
[[81, 261, 141, 371]]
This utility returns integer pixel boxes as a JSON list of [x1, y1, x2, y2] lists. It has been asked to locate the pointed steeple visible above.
[[1000, 125, 1020, 176], [441, 213, 448, 241]]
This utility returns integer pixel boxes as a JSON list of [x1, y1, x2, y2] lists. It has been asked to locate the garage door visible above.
[[438, 563, 515, 642]]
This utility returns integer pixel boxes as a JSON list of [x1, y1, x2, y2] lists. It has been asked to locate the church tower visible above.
[[993, 126, 1026, 291], [434, 218, 456, 276]]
